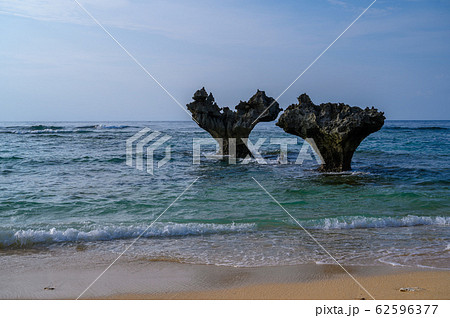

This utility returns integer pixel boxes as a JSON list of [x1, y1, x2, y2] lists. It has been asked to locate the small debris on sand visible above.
[[76, 244, 87, 251], [399, 287, 421, 292]]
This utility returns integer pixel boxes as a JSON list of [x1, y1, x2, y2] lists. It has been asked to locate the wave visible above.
[[385, 126, 448, 131], [13, 124, 133, 130], [0, 156, 23, 161], [0, 222, 256, 248], [416, 127, 448, 130], [75, 125, 97, 129], [95, 124, 133, 129], [0, 124, 136, 134], [25, 129, 66, 134], [27, 125, 64, 131], [304, 215, 449, 230], [76, 124, 133, 129], [2, 215, 446, 248]]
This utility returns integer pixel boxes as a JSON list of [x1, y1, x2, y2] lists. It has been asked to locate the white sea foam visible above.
[[321, 171, 370, 175], [13, 129, 65, 134], [306, 215, 449, 230], [3, 124, 131, 134], [0, 222, 256, 248], [94, 124, 129, 129]]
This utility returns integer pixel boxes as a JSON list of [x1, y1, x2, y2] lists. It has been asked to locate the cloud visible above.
[[0, 0, 327, 48], [327, 0, 348, 7], [0, 0, 86, 24]]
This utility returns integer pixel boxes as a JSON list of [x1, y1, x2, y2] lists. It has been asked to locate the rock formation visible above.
[[277, 94, 385, 172], [187, 88, 281, 157]]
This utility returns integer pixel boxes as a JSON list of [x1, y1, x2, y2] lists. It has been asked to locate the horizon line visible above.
[[1, 119, 449, 123]]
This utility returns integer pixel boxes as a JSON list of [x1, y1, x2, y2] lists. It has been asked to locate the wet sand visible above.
[[101, 270, 448, 300], [0, 252, 448, 299]]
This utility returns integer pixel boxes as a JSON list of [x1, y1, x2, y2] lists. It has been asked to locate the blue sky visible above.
[[1, 0, 449, 121]]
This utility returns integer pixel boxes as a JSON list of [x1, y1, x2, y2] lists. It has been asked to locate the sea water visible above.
[[0, 121, 448, 268]]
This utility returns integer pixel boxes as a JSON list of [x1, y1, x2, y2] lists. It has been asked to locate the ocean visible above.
[[0, 120, 449, 269]]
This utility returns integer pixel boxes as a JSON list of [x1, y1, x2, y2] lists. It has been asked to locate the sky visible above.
[[1, 0, 449, 121]]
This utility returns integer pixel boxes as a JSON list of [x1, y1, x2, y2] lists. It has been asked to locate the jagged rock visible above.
[[277, 94, 385, 172], [187, 88, 281, 157]]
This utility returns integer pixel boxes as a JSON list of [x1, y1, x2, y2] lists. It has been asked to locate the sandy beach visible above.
[[1, 249, 448, 299], [93, 265, 449, 300], [108, 270, 448, 300]]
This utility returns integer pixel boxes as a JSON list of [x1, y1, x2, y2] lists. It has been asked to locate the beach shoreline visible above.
[[1, 252, 448, 299]]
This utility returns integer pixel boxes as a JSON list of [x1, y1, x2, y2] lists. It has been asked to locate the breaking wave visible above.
[[0, 124, 136, 134], [304, 215, 449, 230], [0, 222, 256, 248]]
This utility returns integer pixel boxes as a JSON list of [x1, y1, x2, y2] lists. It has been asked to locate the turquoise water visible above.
[[0, 121, 449, 268]]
